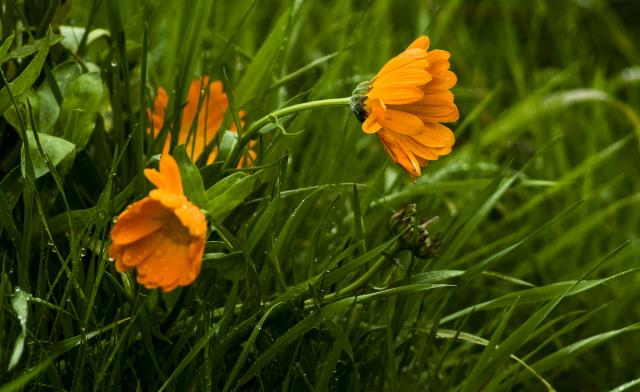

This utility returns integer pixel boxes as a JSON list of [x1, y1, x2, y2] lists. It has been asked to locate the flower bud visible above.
[[389, 205, 441, 259]]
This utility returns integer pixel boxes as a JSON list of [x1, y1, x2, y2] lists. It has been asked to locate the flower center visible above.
[[162, 213, 193, 245]]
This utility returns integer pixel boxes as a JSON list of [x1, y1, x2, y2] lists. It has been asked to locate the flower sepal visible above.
[[350, 80, 372, 123]]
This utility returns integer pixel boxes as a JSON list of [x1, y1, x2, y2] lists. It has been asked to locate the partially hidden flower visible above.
[[350, 36, 459, 179], [148, 76, 255, 166], [109, 154, 207, 292]]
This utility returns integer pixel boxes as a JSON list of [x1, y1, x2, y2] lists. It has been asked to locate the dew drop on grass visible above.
[[110, 59, 118, 67]]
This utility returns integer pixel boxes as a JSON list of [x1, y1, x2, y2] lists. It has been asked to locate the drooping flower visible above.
[[109, 154, 207, 292], [350, 36, 458, 179], [148, 76, 254, 166]]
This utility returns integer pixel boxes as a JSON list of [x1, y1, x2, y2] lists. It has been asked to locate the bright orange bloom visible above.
[[109, 155, 207, 292], [148, 76, 253, 166], [351, 36, 458, 178]]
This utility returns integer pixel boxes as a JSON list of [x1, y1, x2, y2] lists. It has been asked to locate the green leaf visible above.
[[201, 251, 247, 281], [205, 171, 245, 200], [8, 287, 31, 371], [0, 33, 15, 63], [206, 172, 259, 221], [55, 72, 104, 150], [57, 26, 110, 53], [529, 322, 640, 375], [245, 193, 279, 253], [3, 88, 40, 131], [174, 145, 207, 208], [0, 29, 56, 114], [20, 131, 76, 179], [1, 35, 64, 63]]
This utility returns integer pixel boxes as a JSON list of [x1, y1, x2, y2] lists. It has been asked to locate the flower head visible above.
[[109, 154, 207, 292], [351, 36, 458, 179], [148, 76, 252, 166]]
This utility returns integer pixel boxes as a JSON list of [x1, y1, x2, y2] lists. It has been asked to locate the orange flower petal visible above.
[[372, 69, 432, 91], [120, 230, 166, 269], [374, 108, 424, 136], [144, 168, 166, 190], [363, 114, 383, 134], [407, 36, 430, 51], [398, 134, 441, 161], [159, 154, 183, 194], [422, 71, 458, 92], [378, 131, 421, 178], [413, 123, 456, 148], [135, 240, 188, 290], [376, 49, 428, 79], [110, 198, 167, 245]]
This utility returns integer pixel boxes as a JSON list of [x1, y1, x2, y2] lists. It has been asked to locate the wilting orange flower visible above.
[[350, 36, 458, 178], [148, 76, 255, 166], [109, 154, 207, 292]]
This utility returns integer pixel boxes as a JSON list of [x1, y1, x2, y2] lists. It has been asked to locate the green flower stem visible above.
[[223, 97, 352, 169]]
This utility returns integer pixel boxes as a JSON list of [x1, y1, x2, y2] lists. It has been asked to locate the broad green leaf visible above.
[[206, 172, 259, 221], [205, 172, 245, 200], [58, 26, 110, 53], [3, 88, 40, 131], [0, 29, 56, 114], [20, 131, 76, 179], [55, 72, 104, 150]]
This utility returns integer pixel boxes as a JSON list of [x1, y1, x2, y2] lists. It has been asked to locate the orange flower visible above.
[[148, 76, 252, 165], [351, 36, 458, 179], [109, 154, 207, 292]]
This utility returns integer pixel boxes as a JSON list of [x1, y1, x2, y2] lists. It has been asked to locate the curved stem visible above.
[[223, 97, 352, 170]]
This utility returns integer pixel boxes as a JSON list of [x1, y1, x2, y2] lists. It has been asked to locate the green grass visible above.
[[1, 0, 640, 390]]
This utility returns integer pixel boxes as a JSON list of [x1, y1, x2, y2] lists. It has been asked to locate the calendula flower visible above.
[[148, 76, 254, 166], [109, 154, 207, 292], [350, 36, 458, 178]]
